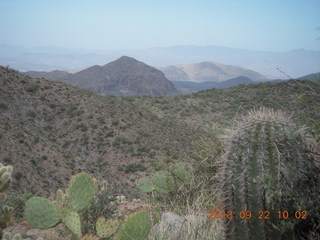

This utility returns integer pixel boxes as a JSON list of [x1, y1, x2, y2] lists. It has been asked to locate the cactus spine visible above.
[[220, 107, 319, 239]]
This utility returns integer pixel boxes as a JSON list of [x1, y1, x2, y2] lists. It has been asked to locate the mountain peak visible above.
[[27, 56, 178, 96], [102, 56, 145, 70], [118, 55, 137, 61], [109, 56, 141, 65]]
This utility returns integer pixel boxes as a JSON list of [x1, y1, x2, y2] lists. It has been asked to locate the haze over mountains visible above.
[[173, 76, 256, 94], [25, 55, 320, 95], [25, 56, 270, 96], [159, 61, 267, 82], [2, 44, 320, 78]]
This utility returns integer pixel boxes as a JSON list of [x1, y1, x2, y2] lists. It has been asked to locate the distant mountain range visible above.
[[173, 76, 256, 94], [26, 56, 178, 96], [25, 57, 268, 96], [25, 55, 320, 95], [26, 69, 70, 80], [159, 61, 267, 82], [172, 72, 319, 93], [2, 44, 320, 78]]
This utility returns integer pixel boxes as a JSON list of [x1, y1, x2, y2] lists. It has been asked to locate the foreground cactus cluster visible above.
[[220, 107, 320, 239], [24, 172, 151, 240]]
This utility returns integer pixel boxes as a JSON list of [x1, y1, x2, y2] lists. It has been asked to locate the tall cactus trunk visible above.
[[220, 107, 319, 240]]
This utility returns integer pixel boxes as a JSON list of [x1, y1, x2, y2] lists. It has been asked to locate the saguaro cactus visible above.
[[220, 107, 319, 240]]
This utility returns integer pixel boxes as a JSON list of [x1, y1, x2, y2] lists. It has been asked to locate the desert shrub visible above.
[[0, 101, 8, 109], [26, 109, 36, 118], [25, 83, 39, 92], [124, 163, 147, 173]]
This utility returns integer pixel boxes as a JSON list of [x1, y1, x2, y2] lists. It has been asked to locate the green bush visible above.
[[124, 163, 147, 173], [25, 84, 39, 92], [0, 101, 8, 109], [26, 110, 36, 118]]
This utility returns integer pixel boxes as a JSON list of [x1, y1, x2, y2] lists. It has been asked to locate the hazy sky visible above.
[[1, 0, 320, 52]]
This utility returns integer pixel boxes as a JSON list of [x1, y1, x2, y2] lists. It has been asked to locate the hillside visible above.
[[136, 79, 320, 143], [1, 65, 320, 200], [299, 72, 320, 82], [0, 66, 203, 197], [159, 61, 268, 82], [26, 56, 178, 96]]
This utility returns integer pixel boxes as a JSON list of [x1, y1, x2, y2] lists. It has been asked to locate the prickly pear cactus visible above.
[[49, 189, 66, 211], [152, 171, 175, 194], [116, 211, 151, 240], [24, 197, 60, 229], [137, 166, 190, 194], [96, 216, 120, 238], [137, 177, 154, 193], [66, 172, 95, 212], [61, 208, 82, 239], [24, 172, 97, 240], [220, 107, 320, 240], [0, 163, 12, 200]]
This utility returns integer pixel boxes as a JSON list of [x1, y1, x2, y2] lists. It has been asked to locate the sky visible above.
[[1, 0, 320, 52]]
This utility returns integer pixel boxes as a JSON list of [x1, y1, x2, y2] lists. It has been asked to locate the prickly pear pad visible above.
[[67, 172, 95, 212], [137, 177, 154, 193], [61, 208, 82, 238], [24, 197, 60, 229], [117, 211, 151, 240], [96, 216, 120, 238]]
